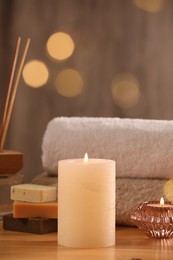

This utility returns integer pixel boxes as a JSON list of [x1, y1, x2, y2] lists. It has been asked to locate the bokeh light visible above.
[[55, 69, 84, 97], [164, 179, 173, 202], [46, 32, 75, 61], [23, 60, 49, 88], [111, 73, 140, 109], [133, 0, 164, 13]]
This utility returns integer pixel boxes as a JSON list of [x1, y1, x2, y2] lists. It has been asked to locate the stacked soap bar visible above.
[[13, 201, 57, 218], [11, 184, 57, 218], [11, 184, 57, 203], [3, 184, 58, 234], [3, 214, 57, 234]]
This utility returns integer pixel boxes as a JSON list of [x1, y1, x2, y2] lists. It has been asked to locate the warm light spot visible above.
[[133, 0, 164, 13], [164, 179, 173, 202], [46, 32, 75, 61], [55, 69, 84, 97], [84, 153, 88, 163], [111, 73, 140, 109], [160, 197, 164, 207], [23, 60, 49, 88]]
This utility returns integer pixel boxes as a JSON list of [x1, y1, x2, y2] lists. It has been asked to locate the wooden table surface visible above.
[[0, 223, 173, 260]]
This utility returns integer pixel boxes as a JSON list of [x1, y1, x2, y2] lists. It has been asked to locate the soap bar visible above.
[[3, 214, 57, 234], [11, 184, 57, 202], [13, 201, 58, 218]]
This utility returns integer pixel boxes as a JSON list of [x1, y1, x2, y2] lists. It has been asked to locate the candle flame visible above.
[[84, 153, 88, 163], [160, 197, 164, 207]]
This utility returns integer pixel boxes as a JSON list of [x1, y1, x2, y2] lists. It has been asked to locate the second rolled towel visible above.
[[42, 117, 173, 178]]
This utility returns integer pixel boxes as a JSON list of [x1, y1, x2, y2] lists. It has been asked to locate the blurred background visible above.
[[0, 0, 172, 182]]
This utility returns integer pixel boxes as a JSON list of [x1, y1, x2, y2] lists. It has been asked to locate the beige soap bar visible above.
[[11, 184, 57, 203], [13, 201, 58, 218]]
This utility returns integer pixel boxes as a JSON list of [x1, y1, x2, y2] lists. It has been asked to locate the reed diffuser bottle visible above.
[[0, 38, 30, 218]]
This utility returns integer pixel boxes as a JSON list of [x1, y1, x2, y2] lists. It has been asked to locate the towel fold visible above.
[[32, 173, 166, 226], [42, 117, 173, 178], [116, 177, 166, 226]]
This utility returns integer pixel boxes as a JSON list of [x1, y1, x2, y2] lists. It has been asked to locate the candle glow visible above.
[[160, 197, 164, 207], [84, 153, 88, 163]]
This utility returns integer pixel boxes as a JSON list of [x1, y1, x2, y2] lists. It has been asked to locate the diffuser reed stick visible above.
[[0, 37, 21, 141], [0, 38, 30, 151]]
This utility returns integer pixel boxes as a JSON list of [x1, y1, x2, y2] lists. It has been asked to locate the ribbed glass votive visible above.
[[130, 200, 173, 239]]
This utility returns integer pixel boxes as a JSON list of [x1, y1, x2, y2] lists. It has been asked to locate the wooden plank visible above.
[[0, 225, 173, 259]]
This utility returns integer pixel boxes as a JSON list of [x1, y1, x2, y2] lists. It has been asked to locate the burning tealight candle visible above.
[[148, 197, 165, 208], [130, 197, 173, 238], [58, 154, 116, 248]]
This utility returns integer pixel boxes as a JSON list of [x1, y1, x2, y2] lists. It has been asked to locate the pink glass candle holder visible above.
[[130, 198, 173, 239]]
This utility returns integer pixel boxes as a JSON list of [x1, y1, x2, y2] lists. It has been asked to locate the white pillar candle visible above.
[[58, 154, 116, 248]]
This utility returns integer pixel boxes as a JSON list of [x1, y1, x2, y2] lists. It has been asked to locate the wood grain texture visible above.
[[0, 224, 173, 259]]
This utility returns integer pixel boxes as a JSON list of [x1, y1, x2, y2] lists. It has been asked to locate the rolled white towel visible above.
[[41, 117, 173, 178]]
